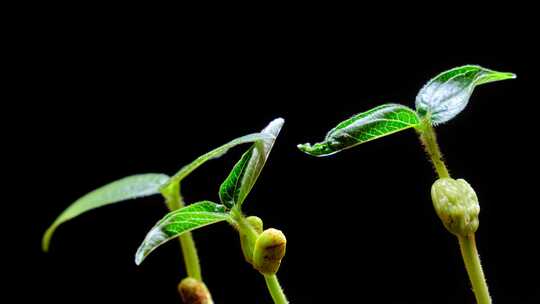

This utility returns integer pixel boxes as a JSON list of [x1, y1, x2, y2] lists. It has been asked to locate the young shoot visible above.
[[42, 121, 280, 303], [298, 65, 515, 304], [135, 118, 289, 304]]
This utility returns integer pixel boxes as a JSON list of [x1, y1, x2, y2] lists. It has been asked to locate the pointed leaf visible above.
[[135, 201, 230, 265], [298, 104, 420, 156], [43, 173, 170, 252], [219, 118, 284, 208], [219, 146, 255, 208], [415, 65, 516, 125], [160, 133, 274, 199]]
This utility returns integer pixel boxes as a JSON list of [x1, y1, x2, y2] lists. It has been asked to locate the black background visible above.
[[10, 6, 540, 304]]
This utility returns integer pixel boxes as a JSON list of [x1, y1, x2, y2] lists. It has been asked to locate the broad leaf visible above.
[[415, 65, 515, 125], [160, 133, 273, 200], [298, 104, 420, 156], [219, 118, 284, 208], [43, 173, 170, 252], [135, 201, 230, 265]]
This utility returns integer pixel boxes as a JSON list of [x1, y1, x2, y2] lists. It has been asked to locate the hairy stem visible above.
[[233, 208, 259, 248], [164, 184, 202, 281], [458, 234, 491, 304], [178, 232, 202, 281], [417, 118, 450, 179], [231, 207, 289, 304], [417, 118, 492, 303], [264, 274, 289, 304]]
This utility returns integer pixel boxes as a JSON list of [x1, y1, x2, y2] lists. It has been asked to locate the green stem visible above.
[[231, 207, 289, 304], [458, 234, 491, 304], [164, 183, 203, 281], [233, 208, 259, 247], [417, 117, 492, 303], [264, 274, 289, 304], [178, 232, 202, 281], [417, 118, 450, 179]]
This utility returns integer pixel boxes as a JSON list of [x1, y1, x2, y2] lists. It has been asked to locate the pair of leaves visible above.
[[299, 65, 515, 157], [135, 118, 284, 264], [43, 120, 281, 252]]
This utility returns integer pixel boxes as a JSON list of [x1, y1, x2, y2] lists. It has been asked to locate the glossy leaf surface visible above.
[[415, 65, 515, 124], [298, 104, 420, 156], [219, 146, 255, 208], [160, 133, 273, 200], [219, 118, 284, 208], [135, 201, 230, 265], [43, 173, 170, 251]]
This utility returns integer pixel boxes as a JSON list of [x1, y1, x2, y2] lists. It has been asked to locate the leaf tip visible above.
[[505, 72, 517, 79], [41, 226, 55, 252], [297, 142, 332, 157], [263, 117, 285, 136], [273, 117, 285, 125], [134, 246, 147, 265], [41, 241, 50, 253], [134, 227, 164, 266], [478, 67, 517, 85], [491, 71, 517, 81], [297, 143, 312, 153]]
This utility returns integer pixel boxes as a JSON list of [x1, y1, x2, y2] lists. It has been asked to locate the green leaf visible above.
[[298, 104, 420, 156], [160, 133, 274, 200], [415, 65, 516, 125], [43, 173, 170, 252], [219, 118, 284, 208], [135, 201, 230, 265], [219, 146, 255, 208]]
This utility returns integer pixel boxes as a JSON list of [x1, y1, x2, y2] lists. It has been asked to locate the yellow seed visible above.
[[253, 228, 287, 275], [178, 277, 213, 304]]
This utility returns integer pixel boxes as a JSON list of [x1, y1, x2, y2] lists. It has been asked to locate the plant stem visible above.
[[458, 234, 491, 304], [417, 118, 492, 303], [164, 184, 203, 281], [178, 232, 202, 281], [233, 208, 259, 247], [417, 118, 450, 179], [264, 274, 289, 304]]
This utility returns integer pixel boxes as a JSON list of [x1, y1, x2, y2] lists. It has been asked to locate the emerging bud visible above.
[[240, 216, 264, 264], [431, 178, 480, 236], [253, 228, 287, 275], [178, 277, 213, 304]]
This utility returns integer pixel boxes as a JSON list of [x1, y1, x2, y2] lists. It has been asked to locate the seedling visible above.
[[298, 65, 515, 304], [43, 118, 289, 303], [135, 117, 289, 303]]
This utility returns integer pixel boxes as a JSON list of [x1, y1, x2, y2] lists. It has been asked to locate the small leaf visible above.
[[135, 201, 230, 265], [219, 146, 255, 208], [298, 104, 420, 156], [43, 173, 170, 252], [219, 118, 284, 208], [415, 65, 516, 125], [160, 133, 274, 200]]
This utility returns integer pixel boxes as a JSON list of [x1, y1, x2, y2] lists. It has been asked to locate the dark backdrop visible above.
[[12, 9, 539, 304]]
